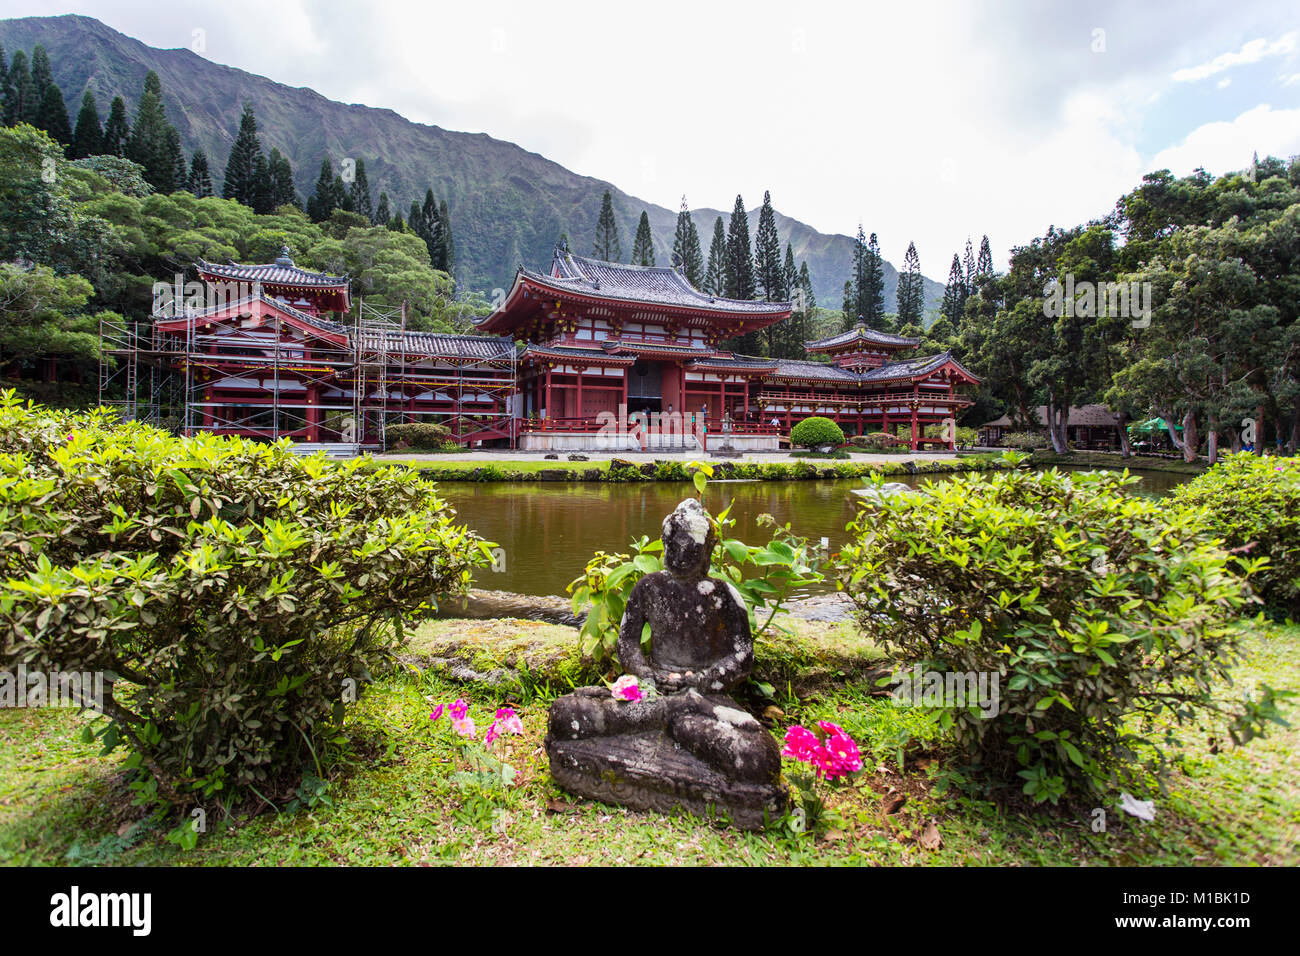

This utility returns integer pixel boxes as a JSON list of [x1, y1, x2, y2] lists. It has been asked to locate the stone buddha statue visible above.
[[546, 499, 786, 828]]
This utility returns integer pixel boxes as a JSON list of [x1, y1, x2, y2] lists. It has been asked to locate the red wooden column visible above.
[[910, 382, 920, 450], [544, 366, 552, 421], [306, 383, 320, 442], [575, 366, 584, 429]]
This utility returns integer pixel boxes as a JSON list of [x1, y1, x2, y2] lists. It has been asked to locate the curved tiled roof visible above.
[[770, 358, 863, 383], [356, 330, 516, 361], [196, 257, 349, 288], [522, 251, 792, 315], [522, 343, 636, 365], [805, 322, 921, 351]]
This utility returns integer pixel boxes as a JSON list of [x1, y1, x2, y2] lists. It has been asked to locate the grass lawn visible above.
[[1, 617, 1295, 866]]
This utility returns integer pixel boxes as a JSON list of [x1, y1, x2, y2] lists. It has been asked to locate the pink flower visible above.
[[494, 707, 524, 735], [611, 675, 642, 702], [781, 725, 819, 761], [484, 721, 499, 744], [452, 716, 476, 738], [429, 703, 445, 721], [823, 730, 863, 774], [449, 699, 469, 721]]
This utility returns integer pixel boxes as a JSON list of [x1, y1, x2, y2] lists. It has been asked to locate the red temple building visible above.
[[109, 243, 977, 452]]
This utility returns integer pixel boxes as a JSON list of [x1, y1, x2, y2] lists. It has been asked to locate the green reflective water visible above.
[[438, 465, 1190, 598]]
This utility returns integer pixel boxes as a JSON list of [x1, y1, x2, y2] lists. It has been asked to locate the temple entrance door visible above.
[[627, 361, 662, 417]]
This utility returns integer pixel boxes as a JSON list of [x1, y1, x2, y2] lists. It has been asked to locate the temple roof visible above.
[[522, 343, 636, 365], [356, 330, 516, 361], [770, 358, 864, 383], [805, 322, 921, 351], [858, 352, 980, 383], [196, 248, 349, 290]]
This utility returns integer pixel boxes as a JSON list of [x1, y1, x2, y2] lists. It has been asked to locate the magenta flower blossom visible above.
[[782, 722, 863, 780], [449, 699, 469, 721], [452, 716, 476, 738], [494, 708, 524, 735], [429, 703, 445, 721], [484, 722, 499, 744], [611, 675, 642, 702]]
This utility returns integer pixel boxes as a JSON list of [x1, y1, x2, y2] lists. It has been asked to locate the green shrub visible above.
[[790, 416, 845, 449], [0, 394, 491, 806], [837, 461, 1286, 804], [850, 431, 907, 450], [1173, 453, 1300, 616], [385, 422, 452, 450], [1001, 430, 1048, 451]]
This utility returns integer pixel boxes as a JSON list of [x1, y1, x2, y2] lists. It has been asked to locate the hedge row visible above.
[[404, 456, 1013, 483]]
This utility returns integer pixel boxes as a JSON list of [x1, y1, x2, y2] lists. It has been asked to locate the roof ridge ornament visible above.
[[275, 246, 294, 268]]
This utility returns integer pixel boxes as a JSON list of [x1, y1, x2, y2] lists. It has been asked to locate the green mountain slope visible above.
[[0, 14, 945, 314]]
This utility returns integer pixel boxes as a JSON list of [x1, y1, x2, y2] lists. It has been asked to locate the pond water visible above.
[[437, 465, 1191, 599]]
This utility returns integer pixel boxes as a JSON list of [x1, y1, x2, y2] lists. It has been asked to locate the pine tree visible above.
[[268, 148, 296, 208], [29, 45, 52, 102], [419, 189, 440, 265], [941, 253, 966, 325], [222, 103, 263, 206], [407, 201, 422, 234], [975, 234, 994, 285], [771, 244, 799, 357], [963, 236, 976, 292], [703, 217, 726, 296], [845, 225, 866, 330], [631, 210, 655, 266], [753, 190, 782, 301], [101, 96, 128, 156], [672, 196, 705, 287], [862, 232, 885, 326], [250, 151, 273, 214], [127, 72, 177, 193], [307, 158, 339, 222], [165, 126, 187, 193], [349, 157, 373, 221], [374, 192, 391, 225], [6, 51, 36, 126], [724, 195, 755, 300], [69, 90, 102, 158], [188, 148, 213, 197], [438, 198, 455, 272], [842, 280, 856, 331], [0, 44, 11, 126], [896, 241, 924, 326], [387, 211, 404, 232], [781, 244, 797, 302], [592, 190, 621, 261], [35, 83, 72, 145]]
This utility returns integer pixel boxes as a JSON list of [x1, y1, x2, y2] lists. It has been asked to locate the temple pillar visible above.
[[910, 405, 919, 450], [576, 366, 584, 428], [306, 383, 321, 442]]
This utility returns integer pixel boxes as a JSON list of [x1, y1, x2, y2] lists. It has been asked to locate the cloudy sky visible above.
[[9, 0, 1300, 274]]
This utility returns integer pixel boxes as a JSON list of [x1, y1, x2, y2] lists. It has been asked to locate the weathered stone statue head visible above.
[[661, 498, 715, 581]]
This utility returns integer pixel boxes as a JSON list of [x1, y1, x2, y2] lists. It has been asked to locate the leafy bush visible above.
[[850, 431, 908, 450], [837, 459, 1287, 803], [1001, 430, 1048, 451], [1173, 453, 1300, 616], [0, 394, 491, 807], [790, 417, 845, 449], [386, 422, 452, 450]]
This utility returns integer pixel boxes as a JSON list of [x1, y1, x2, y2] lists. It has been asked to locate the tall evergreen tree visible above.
[[771, 243, 799, 356], [672, 195, 705, 287], [374, 192, 392, 226], [29, 46, 52, 99], [126, 72, 176, 193], [165, 125, 187, 193], [188, 148, 213, 197], [6, 51, 36, 126], [842, 280, 856, 331], [703, 216, 726, 296], [861, 232, 885, 326], [407, 201, 422, 234], [0, 45, 11, 126], [387, 211, 405, 232], [307, 158, 340, 222], [592, 190, 621, 261], [35, 83, 72, 145], [753, 190, 782, 301], [349, 157, 373, 221], [70, 90, 102, 158], [419, 189, 440, 264], [222, 103, 263, 207], [250, 151, 274, 214], [101, 96, 128, 156], [941, 253, 966, 325], [975, 234, 994, 284], [845, 225, 867, 330], [631, 210, 655, 266], [724, 194, 755, 300], [268, 148, 296, 208], [438, 198, 455, 272], [963, 236, 976, 291], [896, 241, 924, 326], [781, 243, 797, 302]]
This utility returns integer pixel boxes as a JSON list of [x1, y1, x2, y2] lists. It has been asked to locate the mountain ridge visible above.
[[0, 14, 945, 316]]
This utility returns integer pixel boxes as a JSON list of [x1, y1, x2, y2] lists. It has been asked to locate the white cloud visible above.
[[1218, 77, 1232, 89], [1171, 32, 1297, 83], [1282, 73, 1300, 87], [1151, 104, 1300, 175]]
